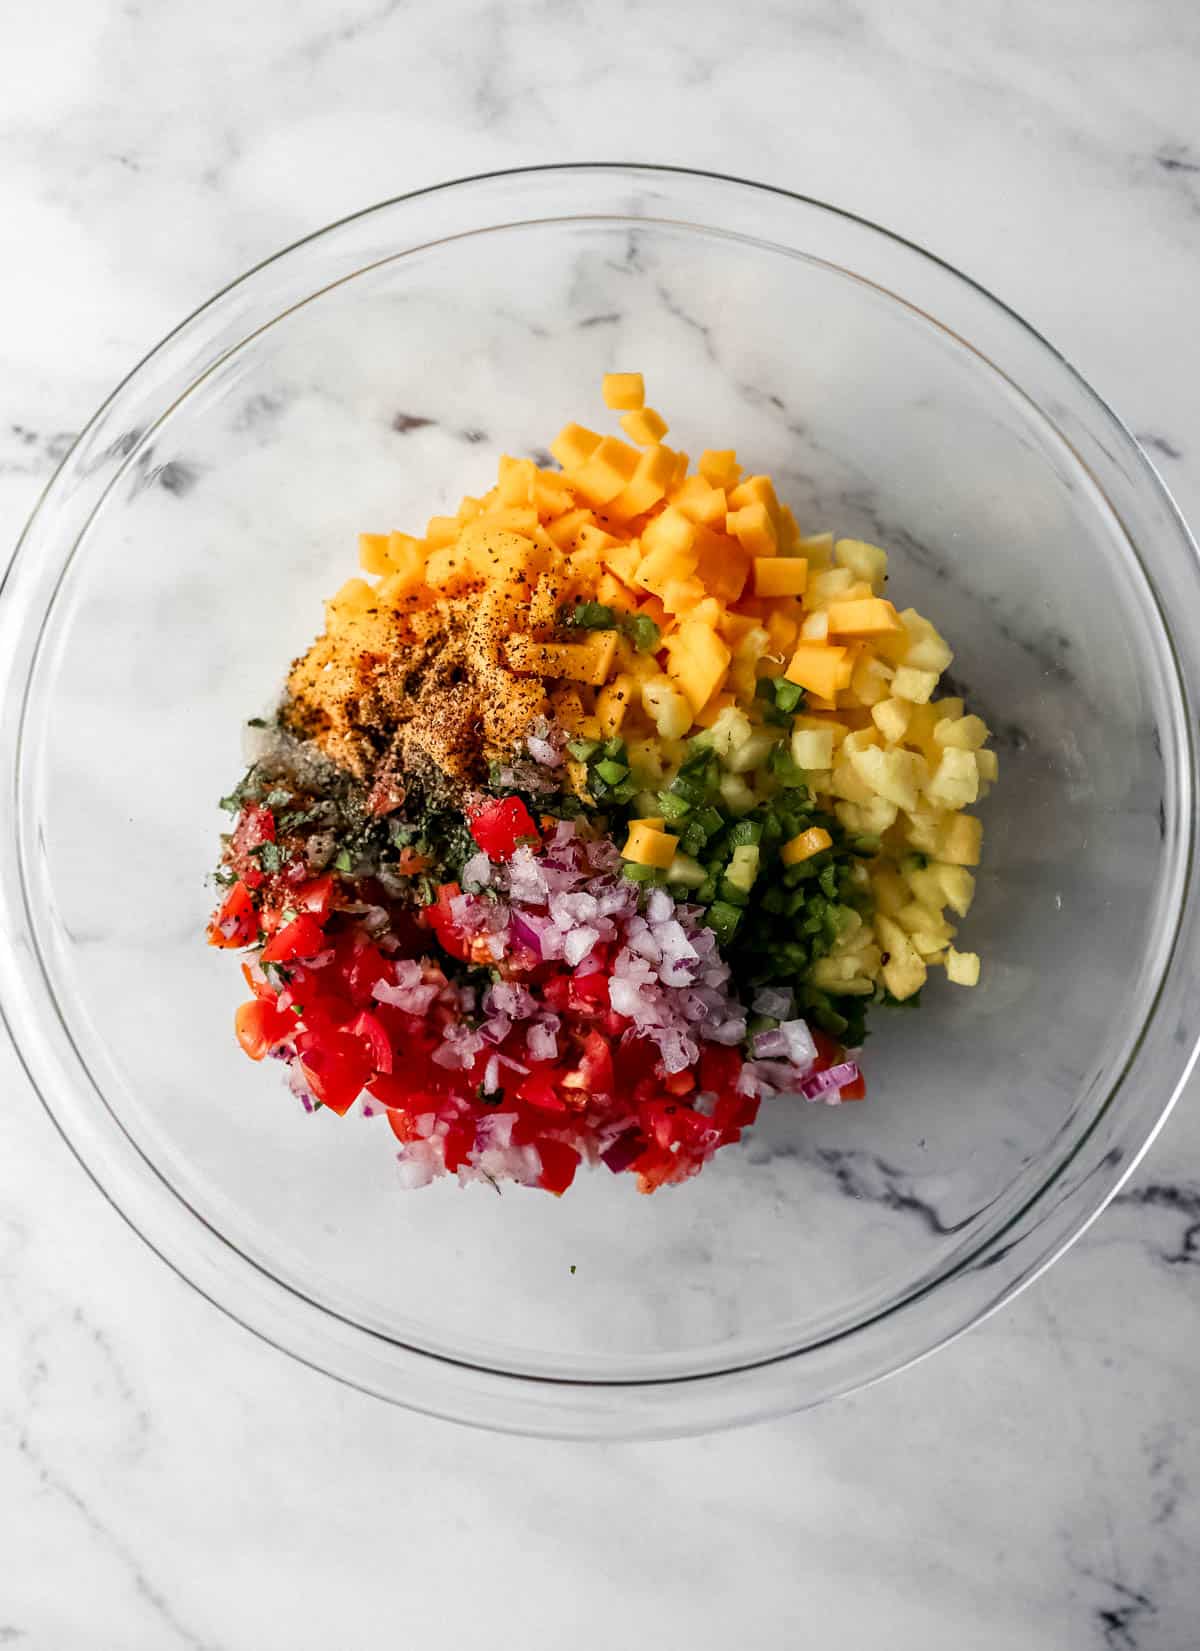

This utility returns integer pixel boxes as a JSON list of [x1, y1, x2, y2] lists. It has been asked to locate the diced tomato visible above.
[[341, 940, 389, 1005], [570, 971, 610, 1014], [631, 1142, 677, 1194], [576, 1030, 614, 1097], [641, 1098, 680, 1150], [468, 796, 541, 861], [293, 875, 335, 922], [368, 1073, 440, 1111], [442, 1120, 476, 1173], [232, 802, 276, 853], [811, 1029, 844, 1072], [699, 1044, 742, 1095], [234, 997, 295, 1060], [536, 1138, 580, 1196], [423, 882, 470, 962], [348, 1009, 393, 1074], [386, 1108, 422, 1143], [298, 1032, 370, 1115], [838, 1070, 867, 1101], [261, 913, 326, 964], [516, 1066, 567, 1112], [663, 1069, 695, 1097], [207, 880, 258, 949]]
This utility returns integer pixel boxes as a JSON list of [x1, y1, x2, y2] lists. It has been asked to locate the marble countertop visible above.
[[2, 2, 1199, 1645]]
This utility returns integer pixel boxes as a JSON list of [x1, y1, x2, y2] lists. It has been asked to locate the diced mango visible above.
[[666, 619, 731, 712], [694, 527, 750, 604], [727, 501, 777, 557], [623, 821, 679, 868], [777, 506, 801, 553], [781, 827, 833, 866], [550, 423, 603, 471], [698, 449, 741, 490], [785, 643, 847, 700], [608, 444, 679, 520], [544, 507, 594, 552], [826, 597, 902, 639], [754, 557, 809, 598], [423, 545, 477, 594], [766, 608, 799, 655], [424, 515, 460, 549], [671, 473, 728, 528], [620, 406, 668, 446], [636, 540, 700, 601], [497, 455, 536, 506], [505, 630, 619, 686], [570, 436, 641, 506], [602, 372, 645, 411], [728, 475, 781, 522], [596, 672, 637, 736], [359, 532, 392, 575]]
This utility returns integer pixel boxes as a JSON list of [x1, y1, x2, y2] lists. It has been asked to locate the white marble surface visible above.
[[2, 2, 1199, 1645]]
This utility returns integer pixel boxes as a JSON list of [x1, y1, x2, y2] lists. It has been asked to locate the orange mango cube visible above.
[[785, 642, 847, 700], [826, 597, 903, 638], [602, 372, 645, 411], [753, 556, 809, 598]]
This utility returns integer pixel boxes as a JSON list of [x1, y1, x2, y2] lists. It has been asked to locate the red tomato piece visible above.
[[576, 1030, 614, 1096], [536, 1139, 580, 1196], [423, 882, 470, 962], [467, 797, 540, 861], [234, 998, 295, 1060], [516, 1067, 567, 1112], [293, 875, 335, 922], [261, 912, 325, 964], [838, 1070, 867, 1101], [299, 1033, 370, 1115], [699, 1044, 742, 1095], [348, 1009, 393, 1074], [442, 1121, 476, 1173], [207, 880, 258, 949], [631, 1142, 677, 1194]]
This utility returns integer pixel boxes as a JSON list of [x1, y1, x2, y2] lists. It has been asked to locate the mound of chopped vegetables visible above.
[[208, 374, 992, 1195]]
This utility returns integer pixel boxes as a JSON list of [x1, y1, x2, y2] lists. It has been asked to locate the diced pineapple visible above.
[[945, 947, 981, 986], [938, 813, 983, 867], [718, 771, 756, 814], [975, 748, 999, 783], [834, 538, 889, 591], [835, 796, 899, 835], [926, 747, 979, 810], [875, 915, 928, 1001], [725, 727, 781, 774], [807, 567, 856, 607], [934, 863, 976, 916], [934, 714, 989, 751], [892, 666, 940, 704], [870, 868, 909, 917], [897, 609, 954, 673], [791, 727, 835, 770], [871, 697, 911, 744], [711, 705, 753, 758], [666, 852, 707, 889], [800, 609, 831, 643], [849, 652, 893, 706], [641, 677, 693, 739], [847, 745, 925, 813], [798, 531, 834, 568], [830, 754, 876, 805]]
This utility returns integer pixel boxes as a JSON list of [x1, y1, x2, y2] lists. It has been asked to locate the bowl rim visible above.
[[3, 161, 1199, 1438]]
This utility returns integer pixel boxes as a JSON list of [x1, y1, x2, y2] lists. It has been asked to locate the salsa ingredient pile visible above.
[[208, 374, 993, 1195]]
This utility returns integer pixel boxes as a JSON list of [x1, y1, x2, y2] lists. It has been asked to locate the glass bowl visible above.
[[2, 164, 1198, 1440]]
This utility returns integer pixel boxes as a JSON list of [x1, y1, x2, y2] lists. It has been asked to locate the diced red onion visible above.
[[526, 735, 561, 767], [798, 1062, 861, 1101]]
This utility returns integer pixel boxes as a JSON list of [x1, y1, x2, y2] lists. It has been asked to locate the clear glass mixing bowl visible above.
[[2, 165, 1198, 1439]]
